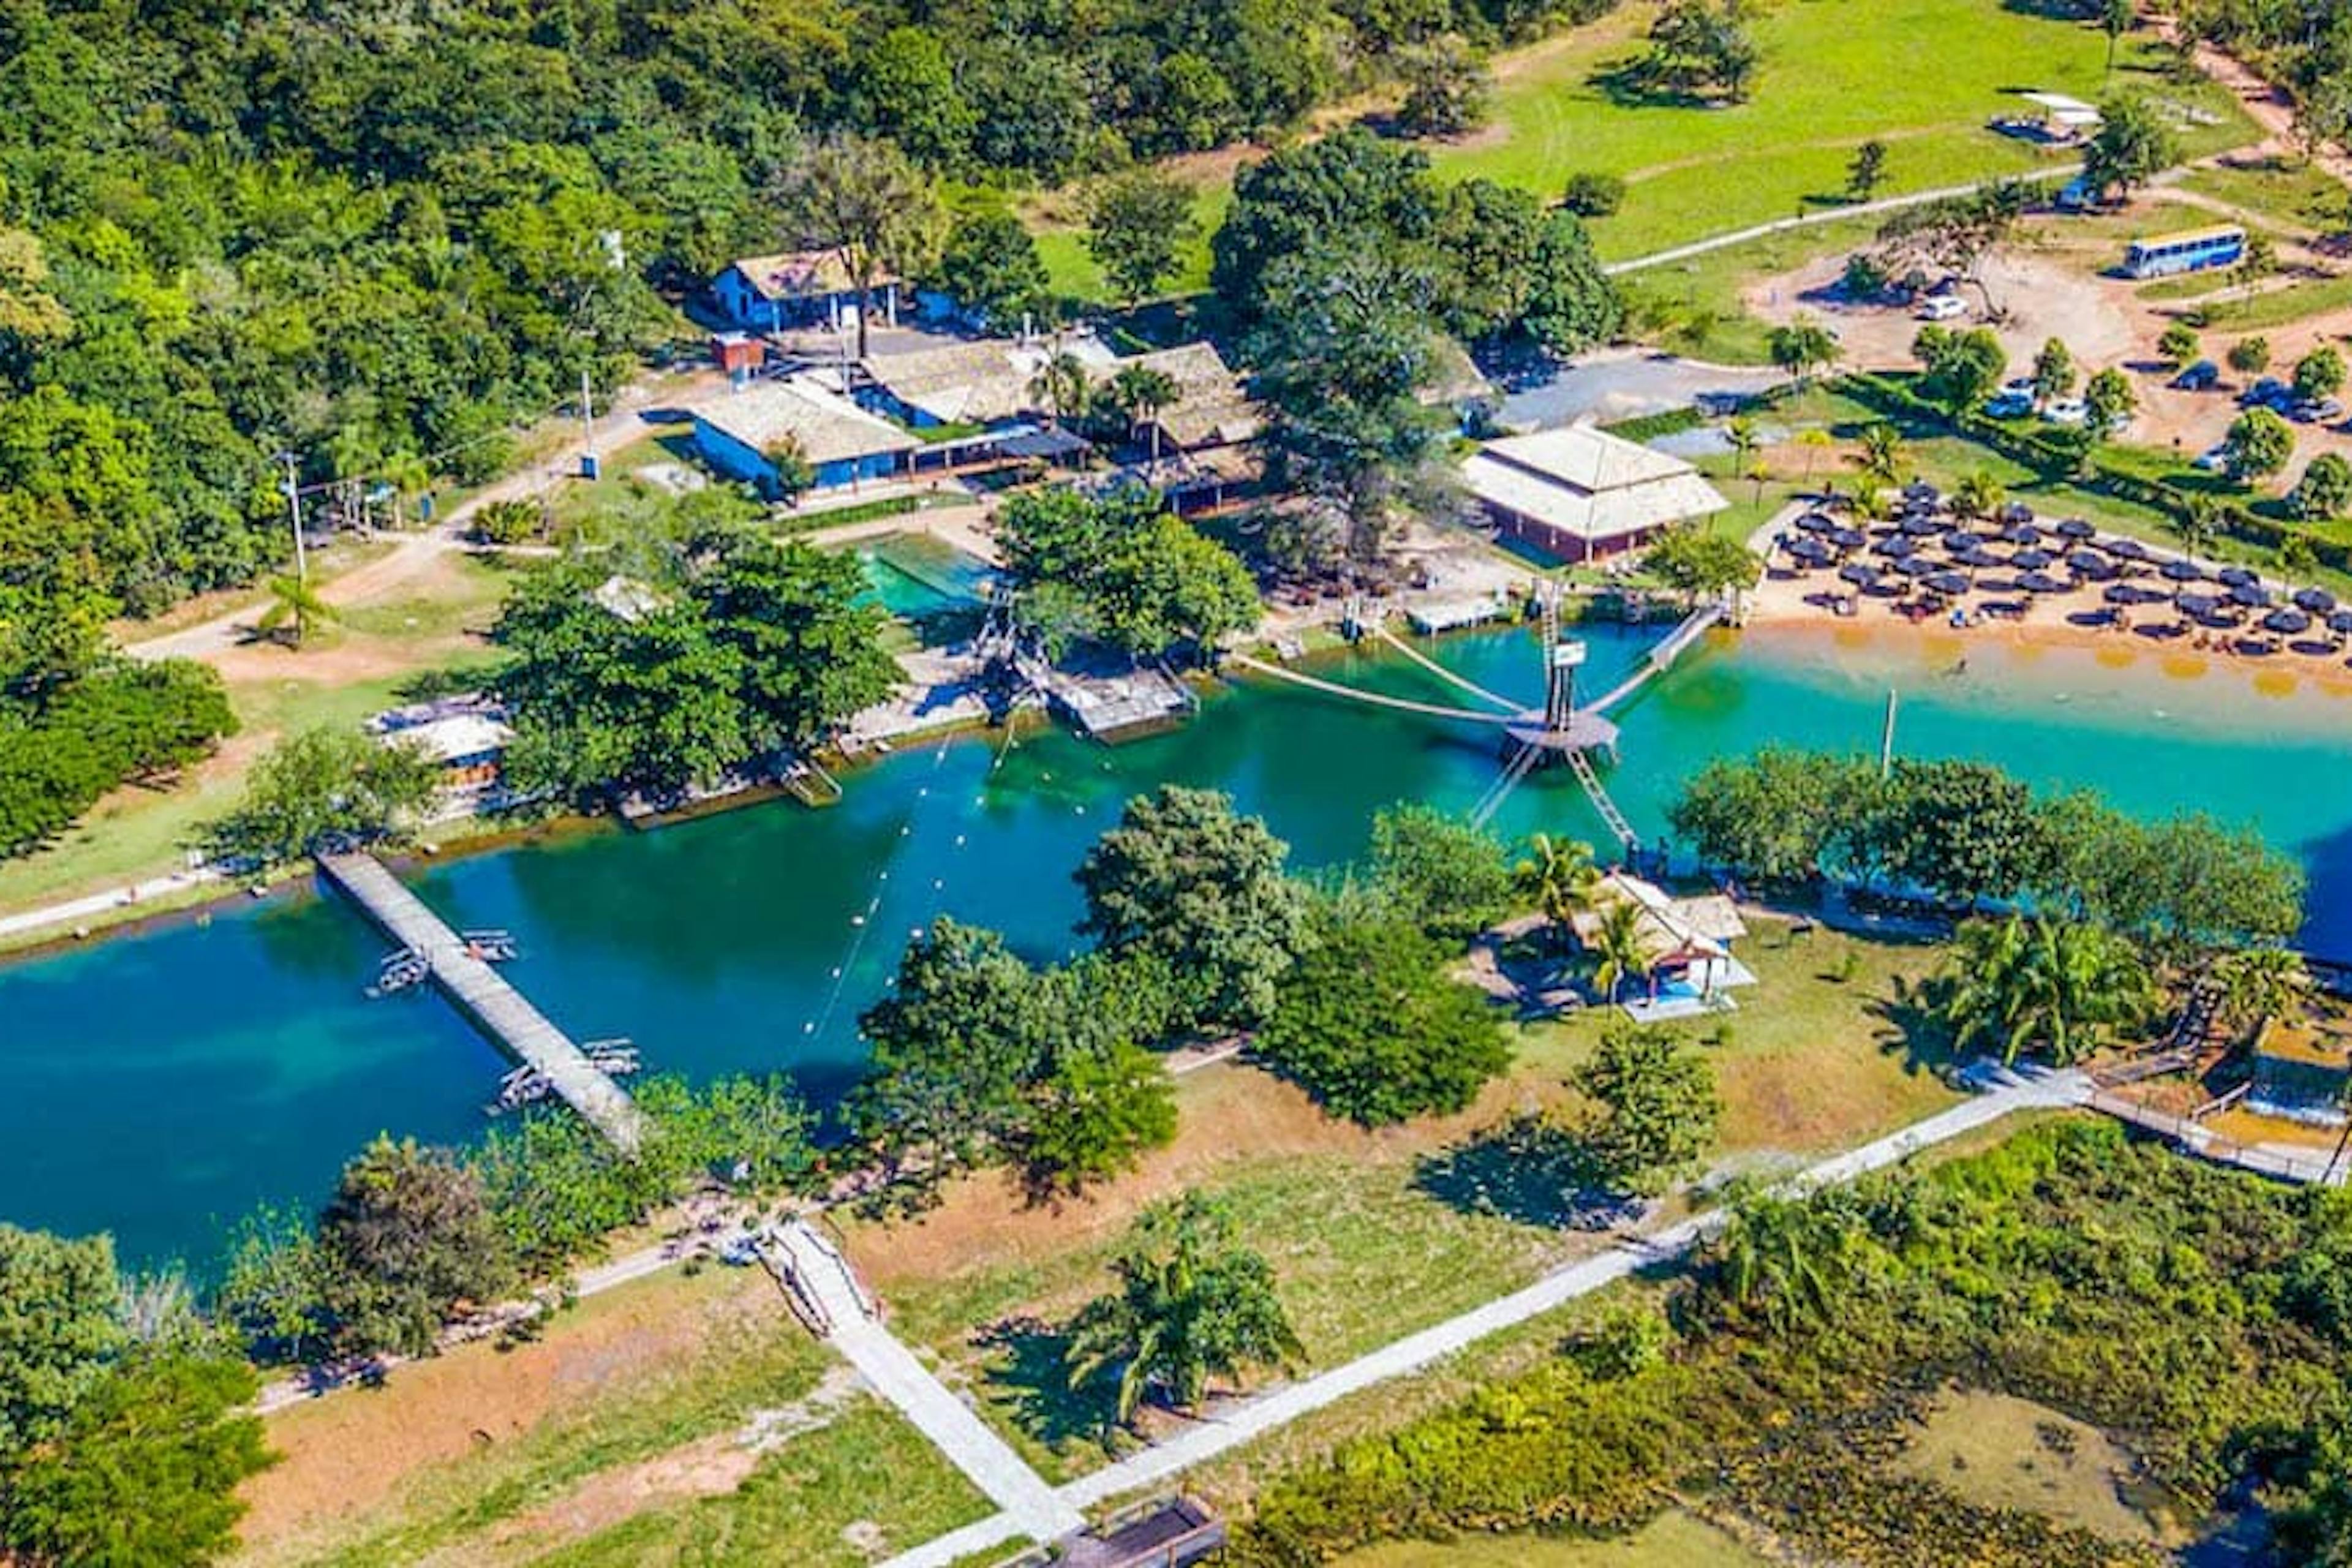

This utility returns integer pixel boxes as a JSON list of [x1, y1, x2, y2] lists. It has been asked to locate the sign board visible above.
[[1551, 639, 1588, 669]]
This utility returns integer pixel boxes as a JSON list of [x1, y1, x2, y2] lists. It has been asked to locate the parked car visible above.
[[2240, 377, 2292, 409], [2293, 398, 2345, 425], [2043, 398, 2090, 427], [2170, 360, 2220, 391], [1984, 391, 2035, 418], [1915, 294, 1969, 322], [2193, 443, 2233, 472]]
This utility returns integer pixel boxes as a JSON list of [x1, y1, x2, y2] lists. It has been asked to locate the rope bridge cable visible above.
[[1566, 747, 1639, 851], [1224, 654, 1520, 725], [1468, 741, 1545, 831], [1369, 625, 1523, 713]]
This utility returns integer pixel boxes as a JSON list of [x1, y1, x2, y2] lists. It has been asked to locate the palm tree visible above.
[[256, 573, 339, 647], [1512, 833, 1600, 951], [1797, 428, 1834, 499], [1109, 363, 1180, 467], [1586, 895, 1656, 1004], [1727, 416, 1763, 502], [1709, 1189, 1858, 1332], [1951, 469, 2005, 523], [1939, 914, 2151, 1066], [1065, 1193, 1303, 1421], [2174, 494, 2218, 557], [2209, 946, 2309, 1037], [1029, 350, 1094, 435], [1855, 423, 1909, 494]]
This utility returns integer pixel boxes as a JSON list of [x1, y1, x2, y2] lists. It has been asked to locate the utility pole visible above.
[[279, 451, 306, 584], [579, 367, 597, 480]]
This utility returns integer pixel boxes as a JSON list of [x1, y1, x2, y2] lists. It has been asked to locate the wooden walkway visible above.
[[317, 852, 645, 1153]]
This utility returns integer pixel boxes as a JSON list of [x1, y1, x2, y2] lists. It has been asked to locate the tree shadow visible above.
[[974, 1316, 1125, 1452], [1868, 970, 1962, 1080], [1413, 1115, 1646, 1232]]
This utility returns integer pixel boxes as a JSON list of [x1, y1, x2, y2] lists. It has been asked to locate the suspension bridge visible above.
[[1231, 594, 1728, 846]]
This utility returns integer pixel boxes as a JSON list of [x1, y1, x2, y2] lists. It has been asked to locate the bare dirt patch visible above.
[[240, 1267, 786, 1553], [483, 1363, 867, 1556]]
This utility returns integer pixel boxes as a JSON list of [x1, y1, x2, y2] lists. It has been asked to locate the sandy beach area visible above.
[[1747, 505, 2352, 700]]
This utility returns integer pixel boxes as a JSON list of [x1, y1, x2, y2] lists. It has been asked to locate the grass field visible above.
[[867, 921, 1957, 1481], [1034, 1, 2257, 301], [2177, 158, 2349, 233], [243, 1267, 993, 1567], [2179, 271, 2352, 332], [0, 551, 515, 924]]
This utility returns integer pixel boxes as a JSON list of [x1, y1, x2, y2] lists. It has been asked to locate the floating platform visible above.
[[1501, 709, 1622, 757], [1043, 665, 1197, 741]]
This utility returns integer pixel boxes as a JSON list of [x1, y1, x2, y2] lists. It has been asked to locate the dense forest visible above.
[[0, 0, 1612, 628]]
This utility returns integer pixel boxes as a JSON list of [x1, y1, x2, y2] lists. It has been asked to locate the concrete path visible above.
[[772, 1222, 1086, 1548], [1605, 167, 2077, 277], [878, 1065, 2090, 1567]]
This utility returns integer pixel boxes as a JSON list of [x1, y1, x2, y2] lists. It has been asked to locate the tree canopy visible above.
[[1076, 786, 1309, 1034], [997, 488, 1259, 660], [494, 530, 895, 802], [1257, 909, 1509, 1126]]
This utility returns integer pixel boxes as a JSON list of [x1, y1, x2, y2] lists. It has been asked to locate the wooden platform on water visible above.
[[317, 851, 644, 1152]]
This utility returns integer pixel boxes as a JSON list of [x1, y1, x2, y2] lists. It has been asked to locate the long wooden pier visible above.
[[317, 851, 645, 1153]]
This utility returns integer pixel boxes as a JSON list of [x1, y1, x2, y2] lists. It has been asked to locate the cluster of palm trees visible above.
[[1025, 351, 1181, 467], [1512, 832, 1656, 1005], [1937, 915, 2152, 1067]]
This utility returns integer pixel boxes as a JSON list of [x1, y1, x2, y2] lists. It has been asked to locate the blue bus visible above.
[[2122, 225, 2247, 279]]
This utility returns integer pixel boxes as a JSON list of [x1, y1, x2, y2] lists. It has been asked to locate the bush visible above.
[[1561, 172, 1627, 217]]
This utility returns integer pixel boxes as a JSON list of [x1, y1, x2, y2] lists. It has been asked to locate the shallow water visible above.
[[9, 618, 2352, 1266]]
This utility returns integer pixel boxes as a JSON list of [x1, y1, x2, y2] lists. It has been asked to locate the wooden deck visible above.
[[317, 851, 645, 1153]]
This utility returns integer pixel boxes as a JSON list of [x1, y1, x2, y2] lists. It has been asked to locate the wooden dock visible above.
[[317, 851, 645, 1153]]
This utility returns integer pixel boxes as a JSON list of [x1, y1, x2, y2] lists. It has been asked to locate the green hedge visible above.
[[1834, 373, 2352, 571]]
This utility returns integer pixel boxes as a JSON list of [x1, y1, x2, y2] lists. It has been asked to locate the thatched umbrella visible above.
[[1839, 562, 1883, 587], [2217, 565, 2260, 588], [2019, 571, 2070, 594], [2295, 587, 2338, 614], [2160, 558, 2205, 583], [1787, 537, 1834, 567], [2055, 518, 2097, 540], [2265, 607, 2313, 636], [1924, 570, 1971, 596]]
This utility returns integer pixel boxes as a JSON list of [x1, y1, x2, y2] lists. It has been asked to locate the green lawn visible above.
[[879, 920, 1958, 1482], [1033, 2, 2256, 303], [2176, 159, 2349, 233], [2178, 271, 2352, 333]]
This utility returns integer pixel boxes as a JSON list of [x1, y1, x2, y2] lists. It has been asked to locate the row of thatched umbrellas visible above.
[[1781, 499, 2352, 643]]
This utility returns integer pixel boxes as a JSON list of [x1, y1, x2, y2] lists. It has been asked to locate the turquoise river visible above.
[[9, 619, 2352, 1267]]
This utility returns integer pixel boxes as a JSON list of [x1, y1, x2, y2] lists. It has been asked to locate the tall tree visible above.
[[1076, 786, 1308, 1033], [1257, 910, 1509, 1126], [317, 1136, 514, 1356], [1847, 139, 1889, 202], [205, 727, 437, 866], [1084, 171, 1199, 307], [1573, 1020, 1721, 1194], [929, 211, 1050, 329], [2082, 94, 2179, 198], [776, 134, 942, 358]]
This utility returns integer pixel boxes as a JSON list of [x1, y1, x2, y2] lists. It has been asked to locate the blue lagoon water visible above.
[[9, 618, 2352, 1265]]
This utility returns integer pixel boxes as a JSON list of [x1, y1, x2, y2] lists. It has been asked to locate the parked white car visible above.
[[1915, 294, 1969, 322], [2043, 398, 2090, 427], [2192, 443, 2233, 472]]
